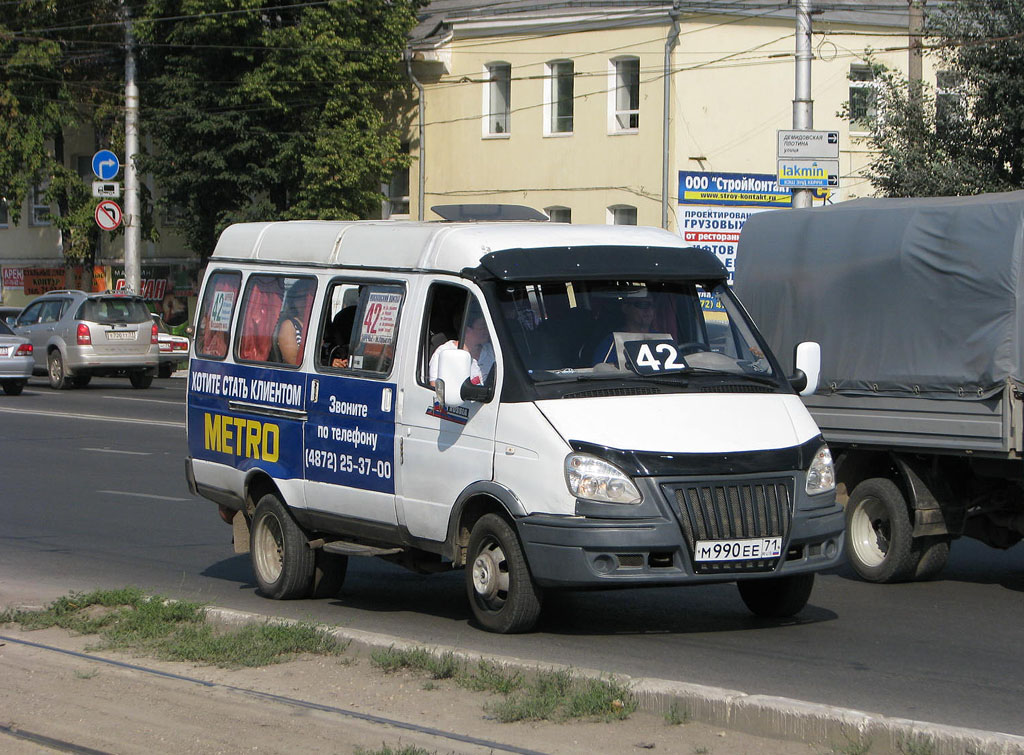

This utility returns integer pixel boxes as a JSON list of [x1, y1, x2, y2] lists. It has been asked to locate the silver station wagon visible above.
[[13, 290, 159, 389]]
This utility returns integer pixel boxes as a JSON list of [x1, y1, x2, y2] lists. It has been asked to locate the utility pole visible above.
[[792, 0, 814, 209], [123, 3, 141, 295], [908, 1, 925, 98]]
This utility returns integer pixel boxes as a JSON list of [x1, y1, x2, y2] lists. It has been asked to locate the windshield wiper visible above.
[[676, 367, 780, 386]]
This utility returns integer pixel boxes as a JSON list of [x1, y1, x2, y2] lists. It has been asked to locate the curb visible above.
[[205, 606, 1024, 755]]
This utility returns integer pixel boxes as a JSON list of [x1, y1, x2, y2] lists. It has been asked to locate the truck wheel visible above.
[[913, 536, 951, 581], [737, 573, 814, 618], [250, 493, 314, 600], [48, 351, 67, 389], [846, 478, 917, 583], [466, 513, 543, 633], [129, 371, 153, 389], [310, 551, 348, 599], [2, 380, 25, 396]]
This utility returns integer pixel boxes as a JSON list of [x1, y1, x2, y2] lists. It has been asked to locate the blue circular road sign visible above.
[[92, 150, 120, 180]]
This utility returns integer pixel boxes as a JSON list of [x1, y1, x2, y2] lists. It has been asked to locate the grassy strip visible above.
[[0, 587, 349, 668], [370, 645, 636, 723]]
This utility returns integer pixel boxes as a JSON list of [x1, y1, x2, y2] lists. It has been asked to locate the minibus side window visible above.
[[316, 280, 403, 377], [194, 271, 241, 360], [235, 275, 316, 367], [419, 283, 494, 388]]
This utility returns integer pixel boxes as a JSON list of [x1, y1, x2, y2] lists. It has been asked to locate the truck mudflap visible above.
[[516, 496, 844, 589]]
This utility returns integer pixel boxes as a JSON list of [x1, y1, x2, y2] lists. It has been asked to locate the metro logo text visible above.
[[203, 413, 280, 461]]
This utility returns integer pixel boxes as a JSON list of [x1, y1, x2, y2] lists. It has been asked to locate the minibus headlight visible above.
[[806, 445, 836, 495], [564, 454, 642, 504]]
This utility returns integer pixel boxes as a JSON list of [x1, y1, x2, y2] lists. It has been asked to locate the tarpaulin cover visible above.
[[734, 191, 1024, 399]]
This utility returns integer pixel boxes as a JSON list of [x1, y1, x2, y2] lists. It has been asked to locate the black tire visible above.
[[250, 493, 314, 600], [310, 551, 348, 599], [913, 536, 951, 581], [71, 374, 91, 388], [845, 478, 918, 583], [158, 362, 173, 379], [1, 380, 25, 396], [737, 573, 815, 618], [129, 370, 154, 389], [47, 351, 67, 390], [466, 513, 543, 633]]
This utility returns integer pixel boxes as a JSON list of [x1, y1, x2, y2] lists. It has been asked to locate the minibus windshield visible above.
[[495, 280, 779, 385]]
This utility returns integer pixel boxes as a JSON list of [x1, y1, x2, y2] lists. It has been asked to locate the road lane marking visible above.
[[83, 448, 152, 456], [104, 395, 183, 406], [98, 490, 191, 502], [0, 406, 184, 428]]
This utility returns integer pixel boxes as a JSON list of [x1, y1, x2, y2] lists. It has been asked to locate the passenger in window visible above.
[[322, 305, 356, 369], [272, 279, 316, 365], [592, 290, 655, 364], [428, 310, 494, 387]]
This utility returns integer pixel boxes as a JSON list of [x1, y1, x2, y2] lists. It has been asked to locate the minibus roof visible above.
[[209, 220, 723, 279]]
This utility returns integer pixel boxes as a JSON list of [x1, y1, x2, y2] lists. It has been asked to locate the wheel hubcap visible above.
[[471, 539, 509, 608], [850, 496, 889, 567], [254, 516, 284, 582]]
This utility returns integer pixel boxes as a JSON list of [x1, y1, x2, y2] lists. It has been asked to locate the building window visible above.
[[0, 199, 8, 228], [936, 70, 966, 137], [74, 155, 92, 182], [545, 60, 573, 135], [608, 205, 637, 225], [849, 64, 877, 129], [485, 62, 511, 136], [546, 206, 571, 223], [382, 143, 410, 219], [610, 57, 640, 132], [30, 183, 50, 226]]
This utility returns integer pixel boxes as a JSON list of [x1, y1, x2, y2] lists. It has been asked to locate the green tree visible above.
[[0, 0, 130, 271], [137, 0, 420, 259], [854, 1, 1024, 196]]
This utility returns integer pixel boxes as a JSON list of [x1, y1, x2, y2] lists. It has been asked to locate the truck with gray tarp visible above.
[[734, 191, 1024, 582]]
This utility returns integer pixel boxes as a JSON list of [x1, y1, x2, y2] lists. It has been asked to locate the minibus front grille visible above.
[[665, 478, 793, 574]]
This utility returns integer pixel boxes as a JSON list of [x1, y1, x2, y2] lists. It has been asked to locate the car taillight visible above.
[[15, 343, 32, 356], [172, 342, 187, 351], [151, 323, 159, 345], [77, 323, 92, 345]]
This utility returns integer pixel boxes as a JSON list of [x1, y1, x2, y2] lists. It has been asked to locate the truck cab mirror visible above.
[[791, 341, 821, 397], [435, 348, 493, 407]]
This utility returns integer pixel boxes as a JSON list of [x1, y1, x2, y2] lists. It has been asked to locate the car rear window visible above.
[[78, 297, 152, 324], [0, 320, 12, 336]]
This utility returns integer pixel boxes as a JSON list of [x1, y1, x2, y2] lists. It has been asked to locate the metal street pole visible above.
[[123, 4, 141, 294], [792, 0, 814, 209]]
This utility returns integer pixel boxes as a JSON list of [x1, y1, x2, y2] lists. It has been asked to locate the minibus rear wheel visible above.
[[251, 493, 314, 600], [466, 514, 543, 633]]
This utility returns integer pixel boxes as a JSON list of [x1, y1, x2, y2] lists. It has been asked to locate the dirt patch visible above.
[[0, 622, 826, 755]]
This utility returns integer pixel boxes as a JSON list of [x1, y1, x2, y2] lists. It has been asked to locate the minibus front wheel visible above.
[[251, 493, 315, 600], [466, 514, 543, 633]]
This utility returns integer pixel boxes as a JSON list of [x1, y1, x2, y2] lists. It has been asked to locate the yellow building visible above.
[[403, 1, 930, 228]]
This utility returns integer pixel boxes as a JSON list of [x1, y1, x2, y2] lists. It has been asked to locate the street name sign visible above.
[[777, 130, 840, 159]]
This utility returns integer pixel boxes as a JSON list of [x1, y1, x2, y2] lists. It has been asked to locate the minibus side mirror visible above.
[[435, 348, 493, 407], [790, 341, 821, 397]]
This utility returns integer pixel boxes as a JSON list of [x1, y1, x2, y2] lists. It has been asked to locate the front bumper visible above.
[[518, 474, 844, 588]]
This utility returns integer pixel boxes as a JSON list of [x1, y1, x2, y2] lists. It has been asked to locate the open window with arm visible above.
[[316, 280, 403, 377], [420, 282, 495, 396]]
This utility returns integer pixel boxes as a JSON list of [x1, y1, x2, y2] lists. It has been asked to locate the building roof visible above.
[[409, 0, 916, 48]]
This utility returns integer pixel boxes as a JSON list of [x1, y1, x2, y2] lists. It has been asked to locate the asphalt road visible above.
[[1, 375, 1022, 737]]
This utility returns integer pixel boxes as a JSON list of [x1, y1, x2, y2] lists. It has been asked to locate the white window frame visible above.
[[608, 56, 640, 134], [483, 62, 511, 138], [544, 60, 574, 136], [849, 63, 878, 132], [545, 206, 571, 223], [30, 182, 50, 226], [607, 205, 637, 225]]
